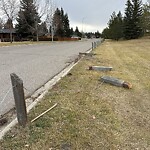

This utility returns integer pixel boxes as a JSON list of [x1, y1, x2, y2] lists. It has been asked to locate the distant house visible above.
[[0, 29, 16, 42], [71, 35, 81, 40]]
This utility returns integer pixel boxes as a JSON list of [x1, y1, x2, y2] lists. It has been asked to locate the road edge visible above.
[[0, 48, 92, 140]]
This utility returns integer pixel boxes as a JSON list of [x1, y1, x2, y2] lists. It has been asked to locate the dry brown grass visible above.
[[0, 41, 38, 47], [0, 38, 150, 149]]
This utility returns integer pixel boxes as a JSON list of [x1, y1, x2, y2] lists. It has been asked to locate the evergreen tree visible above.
[[16, 0, 40, 38], [4, 19, 13, 29], [108, 12, 117, 39], [38, 22, 48, 36], [124, 0, 143, 39], [124, 0, 134, 39], [95, 31, 101, 38], [53, 7, 71, 37], [142, 1, 150, 35], [70, 27, 74, 36], [102, 27, 110, 39], [107, 11, 124, 40], [63, 13, 71, 37], [53, 8, 63, 37], [74, 26, 82, 37], [132, 0, 143, 38]]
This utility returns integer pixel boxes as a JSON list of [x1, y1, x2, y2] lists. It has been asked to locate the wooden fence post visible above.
[[92, 42, 94, 50], [10, 73, 27, 127], [94, 42, 96, 49]]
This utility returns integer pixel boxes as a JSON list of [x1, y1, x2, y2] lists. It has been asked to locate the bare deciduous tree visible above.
[[33, 0, 48, 41], [142, 0, 150, 35], [0, 0, 19, 42], [45, 0, 56, 41], [0, 18, 4, 29]]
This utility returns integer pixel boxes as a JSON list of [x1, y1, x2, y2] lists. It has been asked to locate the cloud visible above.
[[70, 21, 106, 33], [56, 0, 147, 32], [56, 0, 127, 32]]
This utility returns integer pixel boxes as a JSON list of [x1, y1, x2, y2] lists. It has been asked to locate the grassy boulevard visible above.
[[0, 39, 150, 149], [0, 42, 36, 47]]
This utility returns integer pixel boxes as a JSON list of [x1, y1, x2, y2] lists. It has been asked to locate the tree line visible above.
[[0, 0, 84, 41], [102, 0, 150, 40]]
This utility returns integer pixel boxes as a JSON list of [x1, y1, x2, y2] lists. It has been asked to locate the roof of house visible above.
[[0, 29, 16, 34]]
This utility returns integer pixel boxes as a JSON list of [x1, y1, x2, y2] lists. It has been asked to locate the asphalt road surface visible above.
[[0, 39, 97, 116]]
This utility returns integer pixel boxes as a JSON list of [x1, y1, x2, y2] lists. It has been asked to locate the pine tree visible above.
[[53, 8, 63, 37], [16, 0, 40, 38], [70, 27, 74, 36], [116, 11, 124, 39], [107, 11, 124, 40], [124, 0, 143, 39], [4, 19, 13, 29], [132, 0, 143, 38], [63, 13, 70, 37], [95, 31, 101, 38], [142, 1, 150, 35], [74, 26, 82, 37], [102, 27, 111, 39], [38, 22, 48, 36], [53, 8, 71, 37], [124, 0, 134, 39]]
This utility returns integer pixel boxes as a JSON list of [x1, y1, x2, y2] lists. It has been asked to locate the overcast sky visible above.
[[56, 0, 147, 33]]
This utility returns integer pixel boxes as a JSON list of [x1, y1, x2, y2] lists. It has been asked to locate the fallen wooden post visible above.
[[100, 76, 132, 89], [79, 52, 95, 57], [89, 66, 113, 71], [31, 103, 57, 123]]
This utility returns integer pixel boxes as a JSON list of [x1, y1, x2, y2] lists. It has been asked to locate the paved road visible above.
[[0, 39, 97, 116]]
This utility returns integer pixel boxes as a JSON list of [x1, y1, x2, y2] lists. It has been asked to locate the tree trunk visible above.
[[51, 26, 54, 42]]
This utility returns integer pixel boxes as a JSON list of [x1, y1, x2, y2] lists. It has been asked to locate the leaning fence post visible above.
[[92, 42, 94, 50], [94, 42, 96, 49], [10, 73, 27, 127]]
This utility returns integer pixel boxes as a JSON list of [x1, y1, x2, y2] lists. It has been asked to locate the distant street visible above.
[[0, 39, 96, 116]]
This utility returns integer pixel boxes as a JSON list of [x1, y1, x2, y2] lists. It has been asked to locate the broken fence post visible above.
[[10, 73, 27, 127], [100, 76, 132, 89], [89, 66, 113, 71], [79, 52, 94, 57]]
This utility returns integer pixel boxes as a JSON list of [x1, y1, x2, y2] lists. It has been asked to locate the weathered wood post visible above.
[[10, 73, 27, 127], [92, 42, 94, 50], [94, 42, 96, 49]]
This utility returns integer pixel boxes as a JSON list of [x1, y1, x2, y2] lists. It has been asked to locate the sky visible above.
[[56, 0, 148, 33]]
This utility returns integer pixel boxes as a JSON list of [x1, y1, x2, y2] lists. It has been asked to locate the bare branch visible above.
[[0, 0, 19, 21], [34, 0, 48, 18]]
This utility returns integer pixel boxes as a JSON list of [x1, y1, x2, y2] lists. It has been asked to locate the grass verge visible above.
[[0, 41, 43, 47], [0, 38, 150, 149]]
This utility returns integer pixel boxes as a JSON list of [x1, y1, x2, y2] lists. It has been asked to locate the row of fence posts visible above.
[[8, 39, 105, 127], [92, 38, 104, 50]]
